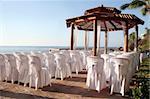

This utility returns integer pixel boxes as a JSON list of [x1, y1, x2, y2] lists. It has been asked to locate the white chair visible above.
[[120, 52, 138, 79], [54, 53, 68, 80], [14, 53, 29, 86], [60, 50, 71, 64], [59, 51, 72, 78], [86, 56, 104, 92], [0, 54, 6, 81], [28, 55, 42, 90], [80, 51, 90, 70], [109, 51, 123, 57], [70, 51, 82, 74], [36, 52, 52, 87], [30, 51, 46, 67], [4, 54, 19, 84], [38, 52, 52, 87], [110, 57, 130, 96], [43, 52, 56, 77], [101, 54, 114, 85]]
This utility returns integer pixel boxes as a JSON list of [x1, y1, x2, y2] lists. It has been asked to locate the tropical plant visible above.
[[139, 28, 150, 51], [120, 0, 150, 16], [128, 32, 136, 51], [129, 57, 150, 99]]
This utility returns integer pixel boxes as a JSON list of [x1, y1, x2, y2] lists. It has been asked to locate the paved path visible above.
[[0, 71, 128, 99]]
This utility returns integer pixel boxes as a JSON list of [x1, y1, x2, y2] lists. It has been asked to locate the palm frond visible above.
[[141, 7, 148, 15], [120, 4, 130, 10], [128, 0, 146, 9]]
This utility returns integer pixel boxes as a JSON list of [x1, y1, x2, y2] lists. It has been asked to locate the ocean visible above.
[[0, 46, 116, 54], [0, 46, 69, 53]]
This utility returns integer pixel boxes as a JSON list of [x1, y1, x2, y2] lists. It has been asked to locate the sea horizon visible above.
[[0, 46, 117, 53]]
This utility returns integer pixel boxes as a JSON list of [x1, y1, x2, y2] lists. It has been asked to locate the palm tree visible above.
[[120, 0, 150, 16]]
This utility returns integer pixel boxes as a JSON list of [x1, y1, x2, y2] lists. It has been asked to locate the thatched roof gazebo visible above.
[[66, 6, 144, 56]]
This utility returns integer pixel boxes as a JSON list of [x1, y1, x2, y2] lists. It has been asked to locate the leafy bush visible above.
[[129, 58, 150, 99]]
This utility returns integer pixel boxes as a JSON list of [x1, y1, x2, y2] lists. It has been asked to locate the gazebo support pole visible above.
[[97, 20, 101, 54], [104, 30, 108, 54], [70, 23, 74, 50], [135, 25, 138, 52], [104, 21, 108, 54], [93, 19, 97, 56], [87, 31, 89, 50], [84, 30, 88, 50], [124, 22, 129, 52]]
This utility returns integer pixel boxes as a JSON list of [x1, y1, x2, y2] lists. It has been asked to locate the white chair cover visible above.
[[54, 53, 71, 80], [30, 51, 46, 67], [4, 54, 19, 83], [109, 51, 123, 57], [101, 54, 112, 82], [31, 52, 52, 85], [0, 54, 6, 81], [86, 56, 105, 92], [14, 53, 29, 85], [28, 55, 42, 89], [70, 51, 82, 74], [59, 51, 72, 77], [110, 57, 130, 96], [43, 52, 56, 77], [80, 51, 90, 70], [28, 52, 51, 87]]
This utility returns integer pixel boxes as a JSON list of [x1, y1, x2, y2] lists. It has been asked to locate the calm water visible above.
[[0, 46, 116, 54], [0, 46, 69, 53]]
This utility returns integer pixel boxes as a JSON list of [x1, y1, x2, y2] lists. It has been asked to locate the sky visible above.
[[0, 0, 149, 47]]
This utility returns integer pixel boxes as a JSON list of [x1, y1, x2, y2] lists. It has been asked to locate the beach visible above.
[[0, 71, 127, 99]]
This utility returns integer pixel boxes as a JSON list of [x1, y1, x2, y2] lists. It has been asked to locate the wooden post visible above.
[[84, 31, 87, 50], [93, 19, 97, 56], [104, 21, 108, 54], [97, 20, 101, 54], [124, 22, 129, 52], [135, 25, 138, 51], [104, 31, 108, 54], [70, 23, 74, 50]]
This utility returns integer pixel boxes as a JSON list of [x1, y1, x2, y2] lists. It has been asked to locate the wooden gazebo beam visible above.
[[77, 27, 123, 31], [66, 14, 144, 28], [109, 21, 117, 30]]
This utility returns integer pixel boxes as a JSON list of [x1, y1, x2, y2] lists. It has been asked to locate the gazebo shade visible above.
[[66, 6, 144, 55], [66, 6, 144, 31]]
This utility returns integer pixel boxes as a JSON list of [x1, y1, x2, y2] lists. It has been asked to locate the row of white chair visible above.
[[86, 51, 139, 96], [105, 52, 139, 96], [0, 50, 92, 90]]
